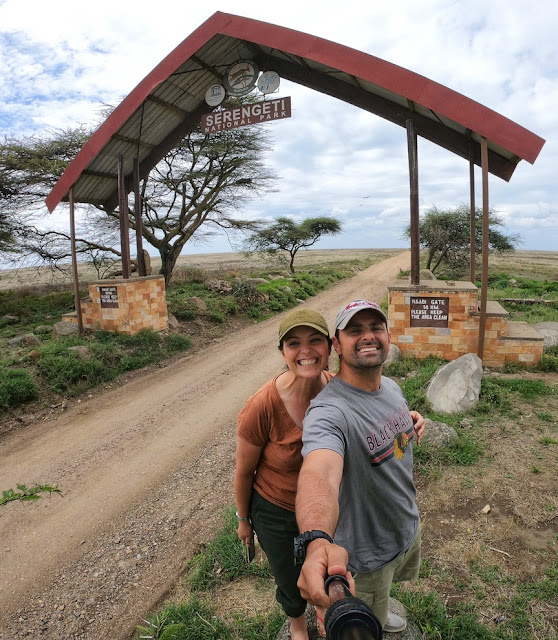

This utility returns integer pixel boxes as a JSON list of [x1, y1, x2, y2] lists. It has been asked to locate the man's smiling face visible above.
[[333, 309, 390, 370]]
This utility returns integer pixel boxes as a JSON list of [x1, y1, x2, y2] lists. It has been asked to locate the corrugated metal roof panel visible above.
[[46, 11, 544, 213]]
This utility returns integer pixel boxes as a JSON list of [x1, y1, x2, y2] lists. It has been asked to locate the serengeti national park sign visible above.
[[201, 96, 291, 133]]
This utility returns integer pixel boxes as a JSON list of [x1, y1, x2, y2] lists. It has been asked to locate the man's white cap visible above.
[[334, 299, 388, 332]]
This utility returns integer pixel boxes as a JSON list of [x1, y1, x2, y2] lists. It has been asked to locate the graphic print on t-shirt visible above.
[[366, 402, 414, 466]]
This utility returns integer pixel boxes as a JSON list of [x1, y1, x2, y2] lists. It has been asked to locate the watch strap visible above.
[[294, 530, 333, 565]]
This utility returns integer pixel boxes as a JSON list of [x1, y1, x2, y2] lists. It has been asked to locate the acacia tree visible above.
[[0, 127, 91, 258], [244, 216, 342, 273], [404, 205, 520, 276], [0, 211, 18, 254], [1, 109, 277, 283]]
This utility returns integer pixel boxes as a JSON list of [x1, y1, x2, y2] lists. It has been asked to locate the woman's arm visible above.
[[234, 436, 263, 544]]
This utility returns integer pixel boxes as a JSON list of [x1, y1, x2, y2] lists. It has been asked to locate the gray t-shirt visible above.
[[302, 375, 419, 574]]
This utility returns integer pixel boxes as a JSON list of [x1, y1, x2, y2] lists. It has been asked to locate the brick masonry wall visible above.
[[65, 276, 169, 334], [388, 280, 542, 367]]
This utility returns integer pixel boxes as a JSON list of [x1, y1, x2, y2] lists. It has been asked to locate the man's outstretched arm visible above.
[[295, 449, 354, 608]]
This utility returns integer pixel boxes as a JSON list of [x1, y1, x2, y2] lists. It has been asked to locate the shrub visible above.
[[37, 347, 112, 394], [474, 377, 513, 415], [172, 308, 195, 321], [0, 368, 39, 408], [116, 329, 161, 350], [163, 334, 192, 352], [538, 353, 558, 373], [1, 484, 62, 506]]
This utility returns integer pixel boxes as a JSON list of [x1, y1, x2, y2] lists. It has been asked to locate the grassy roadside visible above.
[[3, 250, 558, 419]]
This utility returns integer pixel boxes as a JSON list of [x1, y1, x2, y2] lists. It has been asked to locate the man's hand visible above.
[[410, 410, 425, 445], [297, 540, 355, 609]]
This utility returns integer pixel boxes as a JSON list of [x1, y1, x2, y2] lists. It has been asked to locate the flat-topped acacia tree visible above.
[[244, 216, 342, 273]]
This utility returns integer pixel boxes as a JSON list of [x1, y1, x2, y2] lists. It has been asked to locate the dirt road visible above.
[[0, 251, 410, 639]]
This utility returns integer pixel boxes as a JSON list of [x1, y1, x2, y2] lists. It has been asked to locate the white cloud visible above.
[[1, 0, 556, 252]]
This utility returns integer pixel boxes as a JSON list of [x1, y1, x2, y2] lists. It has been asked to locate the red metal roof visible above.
[[46, 11, 545, 213]]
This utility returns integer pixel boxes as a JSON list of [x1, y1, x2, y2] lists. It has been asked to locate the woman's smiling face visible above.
[[281, 325, 330, 378]]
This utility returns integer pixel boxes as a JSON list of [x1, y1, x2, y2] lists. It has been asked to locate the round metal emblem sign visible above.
[[205, 84, 226, 106], [257, 71, 280, 94], [223, 60, 259, 96]]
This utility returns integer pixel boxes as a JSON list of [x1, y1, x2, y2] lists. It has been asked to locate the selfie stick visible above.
[[324, 575, 383, 640]]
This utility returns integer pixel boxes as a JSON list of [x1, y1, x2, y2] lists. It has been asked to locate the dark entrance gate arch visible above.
[[46, 11, 545, 359]]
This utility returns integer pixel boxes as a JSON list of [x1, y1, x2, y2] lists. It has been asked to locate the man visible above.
[[295, 299, 425, 634]]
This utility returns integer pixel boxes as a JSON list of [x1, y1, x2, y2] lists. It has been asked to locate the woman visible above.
[[235, 308, 332, 640]]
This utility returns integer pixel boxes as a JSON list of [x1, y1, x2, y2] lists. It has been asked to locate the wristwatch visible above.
[[293, 530, 333, 565], [235, 511, 250, 522]]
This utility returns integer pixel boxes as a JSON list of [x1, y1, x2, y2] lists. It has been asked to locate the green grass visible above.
[[386, 355, 445, 415], [135, 598, 284, 640], [484, 272, 558, 324], [0, 367, 39, 408], [393, 564, 558, 639], [166, 264, 352, 322], [135, 508, 282, 640], [186, 508, 272, 591], [0, 288, 78, 338], [31, 329, 191, 397], [489, 378, 554, 400]]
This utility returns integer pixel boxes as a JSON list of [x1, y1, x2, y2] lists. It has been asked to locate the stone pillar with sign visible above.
[[62, 275, 168, 335], [387, 279, 543, 367]]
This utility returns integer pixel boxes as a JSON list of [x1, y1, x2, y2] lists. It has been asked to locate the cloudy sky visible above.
[[1, 0, 557, 256]]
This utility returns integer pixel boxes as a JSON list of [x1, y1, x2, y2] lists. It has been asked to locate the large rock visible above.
[[167, 313, 179, 329], [187, 297, 207, 313], [142, 249, 152, 275], [426, 353, 483, 414], [420, 269, 437, 280], [68, 345, 90, 359], [244, 277, 269, 285], [204, 278, 233, 294], [421, 419, 458, 449], [8, 333, 41, 347], [34, 325, 53, 334], [384, 343, 402, 367], [52, 321, 80, 339], [533, 322, 558, 350]]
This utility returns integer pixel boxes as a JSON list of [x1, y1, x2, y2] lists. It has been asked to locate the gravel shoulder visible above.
[[0, 251, 411, 640]]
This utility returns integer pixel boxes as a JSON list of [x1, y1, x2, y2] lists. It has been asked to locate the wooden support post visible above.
[[69, 187, 83, 332], [406, 120, 420, 286], [477, 137, 489, 361], [133, 158, 146, 277], [469, 143, 476, 283], [118, 155, 132, 279]]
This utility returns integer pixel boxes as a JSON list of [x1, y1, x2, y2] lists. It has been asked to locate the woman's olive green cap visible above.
[[278, 309, 329, 345]]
